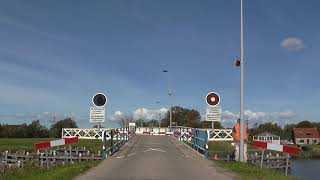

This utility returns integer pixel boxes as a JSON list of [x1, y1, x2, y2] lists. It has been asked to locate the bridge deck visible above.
[[76, 136, 237, 180]]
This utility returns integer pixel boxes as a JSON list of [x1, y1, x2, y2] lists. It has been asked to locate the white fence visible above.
[[62, 127, 233, 141]]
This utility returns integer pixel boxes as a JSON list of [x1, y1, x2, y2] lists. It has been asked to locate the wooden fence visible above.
[[0, 147, 103, 173]]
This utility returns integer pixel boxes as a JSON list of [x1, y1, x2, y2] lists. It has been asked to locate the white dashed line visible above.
[[127, 153, 137, 157], [116, 156, 125, 159]]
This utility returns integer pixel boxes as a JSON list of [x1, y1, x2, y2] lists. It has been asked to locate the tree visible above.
[[296, 120, 313, 128], [49, 118, 77, 138], [161, 106, 201, 128], [27, 120, 49, 138], [198, 121, 224, 129], [251, 122, 283, 138], [116, 114, 133, 127]]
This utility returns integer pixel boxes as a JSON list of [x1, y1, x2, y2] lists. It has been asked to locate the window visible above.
[[273, 137, 279, 140], [307, 139, 310, 144], [313, 139, 317, 144], [299, 139, 304, 143], [259, 137, 263, 140], [253, 136, 258, 140]]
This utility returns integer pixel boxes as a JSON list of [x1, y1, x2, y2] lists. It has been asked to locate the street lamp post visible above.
[[162, 69, 172, 131], [154, 101, 161, 130], [239, 0, 245, 163]]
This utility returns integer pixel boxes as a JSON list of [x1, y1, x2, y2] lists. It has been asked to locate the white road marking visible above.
[[127, 153, 136, 157], [144, 148, 166, 153], [115, 156, 125, 159]]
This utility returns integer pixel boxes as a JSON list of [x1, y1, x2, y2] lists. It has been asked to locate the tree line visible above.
[[249, 120, 320, 141], [0, 118, 77, 138], [131, 106, 224, 129], [1, 106, 319, 140]]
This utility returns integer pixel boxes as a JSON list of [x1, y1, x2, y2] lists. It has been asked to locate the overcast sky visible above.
[[0, 0, 319, 128]]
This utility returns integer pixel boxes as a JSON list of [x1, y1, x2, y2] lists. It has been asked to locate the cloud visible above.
[[0, 17, 66, 41], [281, 37, 304, 51], [107, 108, 169, 123], [133, 108, 169, 121], [218, 110, 297, 128]]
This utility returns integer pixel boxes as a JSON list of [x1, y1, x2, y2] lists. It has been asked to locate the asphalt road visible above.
[[76, 135, 238, 180]]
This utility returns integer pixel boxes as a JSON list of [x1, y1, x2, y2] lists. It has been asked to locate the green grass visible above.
[[208, 141, 234, 157], [0, 138, 103, 154], [1, 161, 100, 180], [218, 161, 296, 180]]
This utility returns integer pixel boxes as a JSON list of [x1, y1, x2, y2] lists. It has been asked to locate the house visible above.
[[293, 128, 320, 145], [252, 132, 281, 144]]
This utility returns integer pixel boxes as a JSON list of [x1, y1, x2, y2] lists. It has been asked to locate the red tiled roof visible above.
[[293, 128, 320, 138]]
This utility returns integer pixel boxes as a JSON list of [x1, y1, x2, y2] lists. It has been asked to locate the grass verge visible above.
[[0, 161, 100, 180], [0, 138, 103, 154], [217, 161, 296, 180]]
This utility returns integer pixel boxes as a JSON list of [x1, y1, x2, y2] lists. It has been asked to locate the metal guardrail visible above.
[[101, 126, 135, 158], [172, 126, 209, 157]]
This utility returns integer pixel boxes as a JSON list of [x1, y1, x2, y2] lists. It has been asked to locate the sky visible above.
[[0, 0, 320, 128]]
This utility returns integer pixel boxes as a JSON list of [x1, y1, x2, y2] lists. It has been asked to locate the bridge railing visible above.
[[102, 126, 135, 158], [62, 127, 135, 158], [171, 126, 209, 157]]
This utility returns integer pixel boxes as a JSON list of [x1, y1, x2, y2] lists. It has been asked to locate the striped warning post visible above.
[[35, 137, 79, 150], [252, 141, 300, 155]]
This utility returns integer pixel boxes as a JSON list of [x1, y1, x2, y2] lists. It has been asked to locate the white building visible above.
[[252, 132, 281, 144]]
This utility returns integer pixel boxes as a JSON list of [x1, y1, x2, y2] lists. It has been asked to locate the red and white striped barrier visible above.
[[35, 137, 79, 150], [252, 141, 300, 155], [135, 131, 174, 135]]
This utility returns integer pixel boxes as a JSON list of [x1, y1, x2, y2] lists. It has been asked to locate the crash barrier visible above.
[[101, 126, 135, 158], [171, 126, 209, 157]]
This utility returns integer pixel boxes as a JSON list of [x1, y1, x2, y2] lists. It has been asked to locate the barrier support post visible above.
[[260, 150, 264, 169], [285, 154, 290, 176]]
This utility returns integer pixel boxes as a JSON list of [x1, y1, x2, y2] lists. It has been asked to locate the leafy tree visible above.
[[296, 120, 313, 128], [198, 121, 224, 129], [161, 106, 201, 128], [49, 118, 77, 138], [27, 120, 49, 138]]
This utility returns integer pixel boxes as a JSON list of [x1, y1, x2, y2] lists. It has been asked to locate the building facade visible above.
[[293, 128, 320, 145], [252, 132, 281, 144]]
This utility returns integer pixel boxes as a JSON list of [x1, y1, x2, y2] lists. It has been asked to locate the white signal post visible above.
[[90, 93, 107, 133], [205, 92, 221, 133]]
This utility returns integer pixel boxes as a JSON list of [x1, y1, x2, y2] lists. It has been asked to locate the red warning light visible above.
[[206, 92, 220, 106]]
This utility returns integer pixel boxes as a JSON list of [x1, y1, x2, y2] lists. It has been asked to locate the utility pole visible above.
[[162, 69, 172, 131], [140, 108, 143, 128], [239, 0, 245, 163]]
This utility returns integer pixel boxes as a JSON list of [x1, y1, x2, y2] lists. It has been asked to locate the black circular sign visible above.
[[206, 92, 220, 106], [92, 93, 107, 107]]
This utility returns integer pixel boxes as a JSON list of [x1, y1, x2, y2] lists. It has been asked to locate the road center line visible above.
[[127, 153, 136, 157], [115, 156, 125, 159]]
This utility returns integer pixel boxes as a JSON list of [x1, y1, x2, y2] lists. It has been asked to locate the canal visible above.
[[291, 159, 320, 180]]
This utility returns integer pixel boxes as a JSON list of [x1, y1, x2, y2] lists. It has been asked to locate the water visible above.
[[291, 159, 320, 180]]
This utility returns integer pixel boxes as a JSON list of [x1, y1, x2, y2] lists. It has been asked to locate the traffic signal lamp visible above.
[[92, 93, 107, 107], [206, 92, 220, 106]]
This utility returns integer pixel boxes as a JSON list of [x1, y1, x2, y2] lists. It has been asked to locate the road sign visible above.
[[90, 107, 105, 123], [92, 93, 107, 107], [206, 106, 221, 121], [206, 92, 220, 106]]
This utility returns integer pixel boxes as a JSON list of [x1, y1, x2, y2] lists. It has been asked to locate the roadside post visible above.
[[285, 154, 290, 176], [260, 149, 264, 169], [205, 92, 221, 139], [90, 93, 107, 135]]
